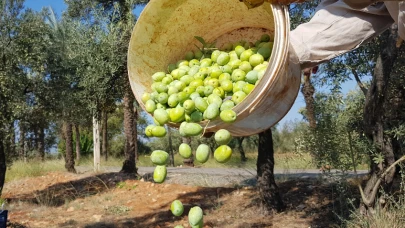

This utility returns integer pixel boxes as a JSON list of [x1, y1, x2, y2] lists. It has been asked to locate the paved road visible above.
[[76, 166, 368, 187], [78, 166, 368, 178]]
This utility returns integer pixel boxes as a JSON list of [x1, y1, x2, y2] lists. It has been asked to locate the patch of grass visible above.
[[116, 181, 127, 189], [274, 152, 316, 170], [104, 205, 131, 215], [354, 163, 369, 171], [346, 197, 405, 228], [6, 159, 65, 182], [77, 156, 123, 167]]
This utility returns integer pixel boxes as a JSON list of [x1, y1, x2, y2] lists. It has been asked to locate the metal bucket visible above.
[[128, 0, 301, 136]]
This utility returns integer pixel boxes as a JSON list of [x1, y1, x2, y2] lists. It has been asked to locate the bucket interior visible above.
[[128, 0, 276, 108]]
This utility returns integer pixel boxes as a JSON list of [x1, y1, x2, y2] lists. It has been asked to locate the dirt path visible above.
[[3, 168, 364, 228]]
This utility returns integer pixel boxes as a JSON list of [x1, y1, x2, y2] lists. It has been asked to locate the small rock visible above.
[[296, 204, 306, 211], [66, 207, 75, 212], [93, 214, 102, 222]]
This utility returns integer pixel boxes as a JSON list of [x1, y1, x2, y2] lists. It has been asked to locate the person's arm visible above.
[[290, 0, 393, 69], [241, 0, 402, 9], [342, 0, 378, 9], [343, 0, 403, 9], [239, 0, 305, 9]]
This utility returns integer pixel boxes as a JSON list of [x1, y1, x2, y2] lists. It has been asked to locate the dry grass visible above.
[[347, 196, 405, 228], [274, 152, 316, 170], [6, 159, 65, 182], [3, 171, 345, 228]]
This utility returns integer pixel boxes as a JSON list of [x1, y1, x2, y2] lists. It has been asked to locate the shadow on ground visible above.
[[6, 172, 140, 207], [82, 180, 358, 227], [80, 186, 269, 228], [6, 171, 361, 228], [278, 178, 359, 227]]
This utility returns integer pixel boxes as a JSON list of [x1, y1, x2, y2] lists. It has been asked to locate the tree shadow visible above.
[[5, 172, 140, 207], [81, 186, 236, 228], [7, 222, 28, 228], [78, 184, 276, 228], [237, 173, 361, 227], [244, 177, 360, 227], [5, 171, 360, 227]]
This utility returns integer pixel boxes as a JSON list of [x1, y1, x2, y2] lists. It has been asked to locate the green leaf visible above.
[[194, 36, 206, 46], [373, 154, 384, 164]]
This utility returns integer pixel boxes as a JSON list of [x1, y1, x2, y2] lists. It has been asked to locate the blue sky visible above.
[[25, 0, 66, 15], [24, 0, 144, 17], [24, 0, 359, 127]]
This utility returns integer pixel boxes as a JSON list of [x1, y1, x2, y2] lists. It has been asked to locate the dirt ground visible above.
[[3, 169, 356, 228]]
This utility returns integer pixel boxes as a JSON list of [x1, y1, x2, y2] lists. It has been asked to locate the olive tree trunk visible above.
[[37, 127, 45, 161], [133, 104, 139, 161], [9, 123, 16, 159], [121, 79, 138, 174], [236, 137, 247, 162], [257, 128, 285, 213], [19, 122, 26, 161], [75, 124, 81, 163], [102, 110, 108, 161], [64, 122, 76, 173], [361, 26, 401, 214], [0, 133, 7, 196], [93, 116, 101, 172]]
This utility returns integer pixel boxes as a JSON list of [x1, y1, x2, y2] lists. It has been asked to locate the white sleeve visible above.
[[342, 0, 378, 9], [290, 0, 393, 69]]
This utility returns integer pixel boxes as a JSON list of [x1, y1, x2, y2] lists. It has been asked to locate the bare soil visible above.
[[3, 169, 357, 228]]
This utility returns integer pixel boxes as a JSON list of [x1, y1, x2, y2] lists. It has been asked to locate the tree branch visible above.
[[358, 155, 405, 207], [351, 68, 368, 95], [396, 37, 403, 48]]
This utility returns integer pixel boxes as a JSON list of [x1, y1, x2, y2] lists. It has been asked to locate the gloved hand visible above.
[[239, 0, 306, 9]]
